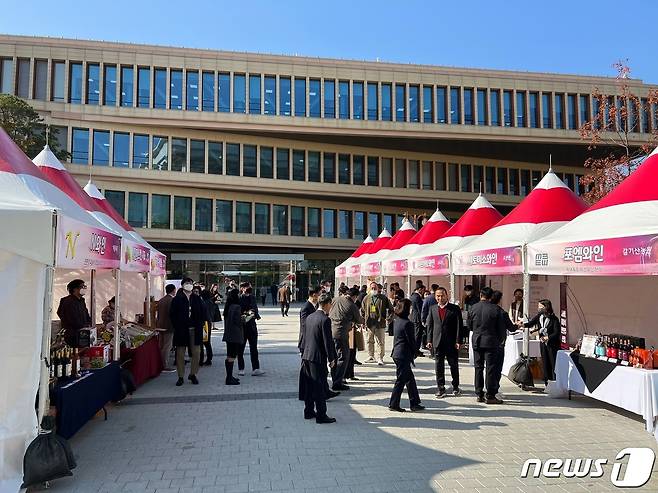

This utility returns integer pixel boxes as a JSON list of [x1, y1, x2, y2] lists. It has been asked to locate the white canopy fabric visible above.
[[361, 220, 415, 277], [335, 235, 374, 280], [453, 171, 588, 275]]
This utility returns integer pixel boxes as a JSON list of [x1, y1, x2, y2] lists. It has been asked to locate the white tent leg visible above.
[[450, 273, 456, 304], [114, 269, 121, 361], [522, 271, 531, 356], [37, 265, 54, 427], [90, 268, 96, 325], [406, 275, 411, 297], [145, 272, 151, 327]]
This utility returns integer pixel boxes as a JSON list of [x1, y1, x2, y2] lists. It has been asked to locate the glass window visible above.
[[69, 62, 82, 104], [218, 73, 230, 112], [381, 158, 393, 187], [137, 67, 150, 108], [395, 159, 406, 188], [486, 166, 495, 194], [497, 167, 508, 194], [112, 132, 129, 168], [532, 170, 542, 188], [338, 210, 352, 239], [174, 197, 192, 230], [353, 81, 364, 120], [564, 173, 575, 192], [202, 71, 215, 111], [259, 146, 273, 178], [132, 134, 149, 169], [338, 81, 349, 119], [207, 141, 223, 174], [576, 175, 586, 196], [383, 214, 394, 234], [51, 125, 68, 154], [338, 154, 350, 184], [567, 94, 577, 129], [0, 58, 13, 94], [542, 93, 552, 128], [308, 151, 320, 182], [460, 164, 471, 192], [367, 156, 379, 186], [473, 165, 483, 192], [509, 169, 519, 195], [152, 136, 169, 171], [516, 91, 526, 127], [272, 205, 288, 235], [171, 138, 187, 172], [477, 89, 487, 125], [422, 161, 432, 190], [309, 79, 321, 117], [152, 195, 171, 229], [529, 92, 539, 128], [382, 83, 392, 121], [105, 190, 125, 218], [243, 145, 257, 177], [280, 77, 291, 116], [490, 89, 500, 126], [291, 206, 305, 236], [190, 139, 205, 173], [447, 163, 458, 191], [33, 60, 48, 100], [437, 86, 447, 123], [233, 74, 246, 113], [323, 209, 336, 238], [555, 93, 564, 129], [308, 207, 320, 237], [255, 203, 270, 234], [352, 155, 365, 185], [579, 95, 589, 127], [128, 192, 148, 228], [215, 200, 233, 233], [170, 69, 182, 110], [153, 68, 166, 109], [236, 202, 252, 233], [367, 82, 378, 120], [615, 97, 626, 132], [464, 88, 474, 125], [293, 149, 305, 181], [368, 212, 380, 236], [435, 162, 446, 190], [249, 74, 261, 114], [323, 152, 335, 183], [226, 143, 240, 176], [409, 85, 419, 122], [503, 90, 512, 126], [396, 84, 406, 122], [120, 66, 133, 107], [186, 70, 199, 111], [86, 63, 100, 104], [264, 76, 276, 115], [408, 160, 419, 189], [276, 148, 289, 179], [294, 77, 306, 117], [354, 211, 365, 239], [323, 79, 335, 118], [521, 169, 530, 195], [423, 86, 433, 123], [92, 130, 109, 166], [642, 98, 650, 133], [195, 198, 212, 231], [52, 61, 65, 102], [450, 87, 460, 124]]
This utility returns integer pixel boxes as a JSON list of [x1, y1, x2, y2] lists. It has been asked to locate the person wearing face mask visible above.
[[169, 277, 206, 386], [156, 284, 177, 371], [508, 289, 525, 325], [57, 279, 92, 347], [361, 281, 394, 365], [518, 299, 560, 386]]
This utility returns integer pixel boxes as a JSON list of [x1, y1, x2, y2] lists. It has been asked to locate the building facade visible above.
[[0, 35, 655, 289]]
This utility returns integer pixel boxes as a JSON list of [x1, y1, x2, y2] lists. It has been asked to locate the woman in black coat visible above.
[[199, 290, 215, 366], [520, 299, 561, 386], [222, 289, 244, 385], [388, 299, 425, 412]]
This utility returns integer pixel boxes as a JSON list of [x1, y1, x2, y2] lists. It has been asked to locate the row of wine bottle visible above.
[[49, 348, 79, 379], [594, 334, 645, 363]]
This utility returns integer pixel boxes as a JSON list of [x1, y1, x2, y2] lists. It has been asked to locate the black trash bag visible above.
[[114, 367, 137, 401], [21, 417, 76, 489], [508, 354, 534, 387]]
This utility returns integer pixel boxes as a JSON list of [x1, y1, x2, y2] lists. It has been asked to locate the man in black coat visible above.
[[57, 279, 92, 348], [238, 283, 264, 376], [298, 286, 320, 353], [426, 287, 463, 398], [170, 277, 206, 386], [299, 293, 337, 424], [409, 284, 426, 356], [470, 287, 508, 403]]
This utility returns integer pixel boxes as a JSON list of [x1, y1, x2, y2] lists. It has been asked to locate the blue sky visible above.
[[2, 0, 657, 82]]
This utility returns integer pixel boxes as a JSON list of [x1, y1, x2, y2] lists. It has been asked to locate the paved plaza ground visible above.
[[38, 305, 658, 493]]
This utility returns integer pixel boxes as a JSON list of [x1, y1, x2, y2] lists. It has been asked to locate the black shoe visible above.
[[327, 390, 340, 399], [304, 411, 317, 420], [332, 384, 350, 391], [476, 395, 485, 403], [415, 351, 424, 358], [410, 404, 425, 412], [199, 360, 205, 367], [188, 374, 199, 385], [349, 376, 360, 381], [388, 406, 406, 412], [354, 359, 363, 366], [205, 360, 212, 366], [316, 416, 336, 424], [486, 397, 504, 404], [225, 377, 240, 385], [435, 388, 446, 399], [175, 377, 184, 386]]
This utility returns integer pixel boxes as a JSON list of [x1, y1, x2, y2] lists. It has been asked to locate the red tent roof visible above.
[[365, 229, 392, 255], [351, 235, 375, 258], [84, 180, 137, 232], [383, 220, 416, 251], [443, 195, 503, 238], [406, 209, 452, 245], [0, 129, 43, 179]]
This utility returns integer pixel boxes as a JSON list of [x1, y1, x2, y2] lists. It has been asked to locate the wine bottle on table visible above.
[[65, 348, 73, 377], [50, 350, 56, 378]]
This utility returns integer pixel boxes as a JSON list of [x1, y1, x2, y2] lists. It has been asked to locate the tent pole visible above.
[[90, 269, 96, 325], [406, 274, 411, 298], [145, 272, 151, 327], [522, 245, 531, 356], [37, 265, 55, 428], [114, 268, 121, 361]]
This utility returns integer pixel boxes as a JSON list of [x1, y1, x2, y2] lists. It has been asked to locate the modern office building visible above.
[[0, 34, 655, 289]]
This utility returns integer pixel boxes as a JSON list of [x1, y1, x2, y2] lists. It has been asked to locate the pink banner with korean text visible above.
[[362, 261, 382, 277], [410, 254, 450, 276], [55, 215, 121, 270], [150, 251, 167, 276], [121, 238, 151, 272], [527, 234, 658, 276], [382, 259, 409, 276], [453, 246, 523, 275], [347, 263, 361, 277]]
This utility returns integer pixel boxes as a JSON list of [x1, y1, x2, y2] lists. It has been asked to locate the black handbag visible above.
[[508, 354, 534, 387], [21, 417, 76, 488]]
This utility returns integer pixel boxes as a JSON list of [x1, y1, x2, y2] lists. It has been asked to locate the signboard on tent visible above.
[[453, 246, 523, 275], [527, 234, 658, 276], [362, 261, 382, 277], [410, 254, 449, 276], [348, 263, 361, 277], [383, 259, 408, 276], [121, 238, 151, 272], [55, 215, 121, 269], [150, 252, 167, 276], [336, 265, 347, 277]]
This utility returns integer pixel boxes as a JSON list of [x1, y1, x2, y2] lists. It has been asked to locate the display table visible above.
[[554, 350, 658, 441], [467, 332, 541, 376], [51, 362, 122, 439], [121, 335, 163, 387]]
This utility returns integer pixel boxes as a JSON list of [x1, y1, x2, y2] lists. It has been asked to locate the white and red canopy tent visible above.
[[361, 220, 416, 280], [335, 235, 374, 284], [352, 229, 392, 281]]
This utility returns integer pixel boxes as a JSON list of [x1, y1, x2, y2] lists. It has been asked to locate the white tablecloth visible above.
[[554, 350, 658, 441], [467, 332, 541, 376]]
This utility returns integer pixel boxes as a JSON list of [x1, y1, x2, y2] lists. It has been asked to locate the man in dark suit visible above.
[[299, 293, 338, 424], [170, 278, 206, 386], [409, 284, 426, 356], [470, 287, 507, 404], [426, 287, 463, 398], [298, 286, 320, 353]]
